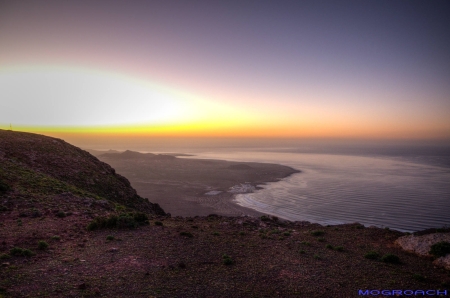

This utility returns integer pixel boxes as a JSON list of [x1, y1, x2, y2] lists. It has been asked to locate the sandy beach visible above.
[[96, 150, 299, 217]]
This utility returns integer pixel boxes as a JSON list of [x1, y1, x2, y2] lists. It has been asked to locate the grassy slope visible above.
[[0, 129, 165, 214]]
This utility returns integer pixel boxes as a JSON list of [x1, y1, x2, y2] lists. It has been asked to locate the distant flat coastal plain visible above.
[[91, 150, 299, 217]]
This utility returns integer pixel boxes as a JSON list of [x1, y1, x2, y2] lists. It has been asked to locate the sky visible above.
[[1, 0, 450, 146]]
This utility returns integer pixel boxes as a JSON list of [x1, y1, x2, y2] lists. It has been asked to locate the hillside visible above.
[[0, 129, 165, 214]]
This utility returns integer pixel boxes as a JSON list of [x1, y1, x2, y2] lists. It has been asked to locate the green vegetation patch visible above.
[[0, 161, 101, 199], [56, 211, 66, 218], [381, 254, 400, 264], [429, 241, 450, 258], [222, 254, 233, 265], [180, 232, 194, 238], [37, 241, 49, 250], [87, 212, 149, 230], [310, 230, 325, 236], [364, 251, 380, 260], [0, 253, 11, 260], [0, 179, 10, 192], [9, 247, 35, 257]]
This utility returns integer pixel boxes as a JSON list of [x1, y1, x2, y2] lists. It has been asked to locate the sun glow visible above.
[[0, 65, 264, 137]]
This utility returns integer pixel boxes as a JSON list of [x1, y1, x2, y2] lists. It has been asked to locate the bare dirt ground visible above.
[[1, 211, 450, 298]]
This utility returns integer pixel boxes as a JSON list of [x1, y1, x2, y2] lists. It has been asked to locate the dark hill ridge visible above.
[[0, 129, 165, 215], [101, 150, 176, 160]]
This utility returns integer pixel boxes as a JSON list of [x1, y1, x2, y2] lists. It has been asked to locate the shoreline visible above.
[[95, 150, 299, 218]]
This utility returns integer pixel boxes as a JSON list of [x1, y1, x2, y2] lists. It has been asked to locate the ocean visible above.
[[176, 147, 450, 232]]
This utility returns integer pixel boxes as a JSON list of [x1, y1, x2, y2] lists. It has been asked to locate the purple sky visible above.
[[1, 0, 449, 140]]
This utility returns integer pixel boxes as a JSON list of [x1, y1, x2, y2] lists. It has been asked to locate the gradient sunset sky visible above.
[[1, 0, 450, 144]]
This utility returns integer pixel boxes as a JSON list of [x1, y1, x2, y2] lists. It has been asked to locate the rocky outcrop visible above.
[[395, 233, 450, 270]]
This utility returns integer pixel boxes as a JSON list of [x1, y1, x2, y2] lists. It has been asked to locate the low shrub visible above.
[[212, 232, 220, 236], [334, 246, 344, 252], [317, 237, 325, 242], [37, 241, 49, 250], [313, 254, 321, 260], [429, 241, 450, 258], [117, 214, 138, 229], [381, 254, 400, 264], [180, 232, 193, 238], [0, 180, 10, 192], [0, 253, 10, 260], [364, 251, 380, 260], [56, 211, 66, 218], [106, 235, 115, 241], [51, 235, 61, 241], [87, 212, 148, 230], [326, 244, 333, 249], [222, 254, 233, 265], [154, 221, 163, 226], [132, 212, 149, 225], [10, 247, 35, 257], [310, 230, 325, 236]]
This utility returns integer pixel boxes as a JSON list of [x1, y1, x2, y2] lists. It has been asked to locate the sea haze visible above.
[[167, 142, 450, 233]]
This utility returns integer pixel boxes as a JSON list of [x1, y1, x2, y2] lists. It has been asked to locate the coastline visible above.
[[95, 150, 299, 217]]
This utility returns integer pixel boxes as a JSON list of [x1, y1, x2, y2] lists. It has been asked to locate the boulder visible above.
[[395, 233, 450, 257]]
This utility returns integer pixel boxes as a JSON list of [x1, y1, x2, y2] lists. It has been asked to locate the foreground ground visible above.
[[1, 211, 449, 298]]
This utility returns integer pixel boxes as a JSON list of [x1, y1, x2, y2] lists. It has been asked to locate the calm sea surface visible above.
[[179, 150, 450, 232]]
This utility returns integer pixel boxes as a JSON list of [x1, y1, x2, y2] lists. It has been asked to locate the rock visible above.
[[395, 233, 450, 257], [433, 255, 450, 270], [1, 262, 10, 267]]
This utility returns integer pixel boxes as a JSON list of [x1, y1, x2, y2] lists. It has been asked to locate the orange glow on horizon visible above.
[[5, 121, 450, 141]]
